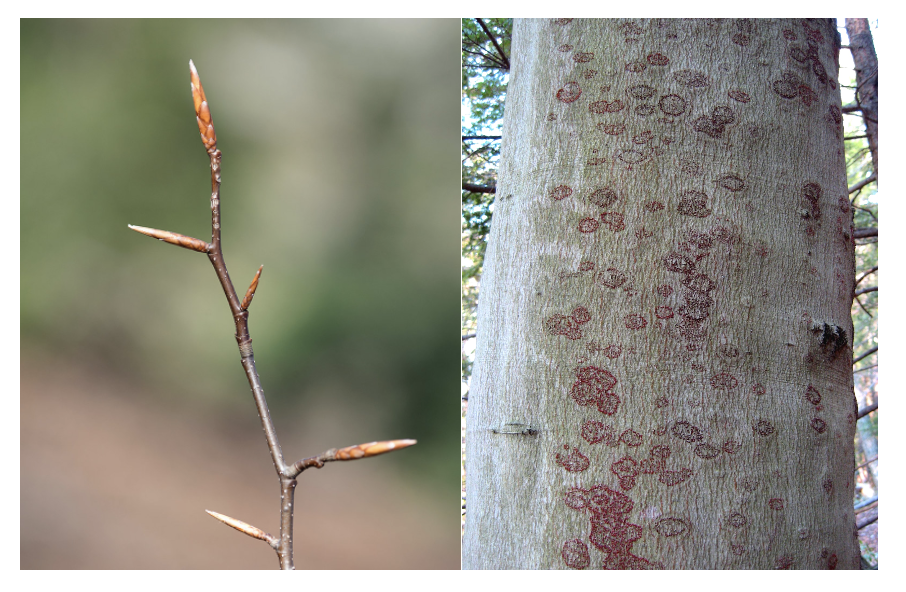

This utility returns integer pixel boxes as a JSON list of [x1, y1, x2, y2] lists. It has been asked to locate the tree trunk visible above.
[[844, 19, 878, 177], [463, 18, 859, 570]]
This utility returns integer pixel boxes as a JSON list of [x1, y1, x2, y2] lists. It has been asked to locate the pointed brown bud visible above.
[[205, 510, 278, 548], [334, 439, 417, 460], [189, 60, 217, 153], [128, 224, 211, 253], [240, 265, 264, 311]]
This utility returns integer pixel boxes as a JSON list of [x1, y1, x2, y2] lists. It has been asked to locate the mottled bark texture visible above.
[[463, 18, 858, 570]]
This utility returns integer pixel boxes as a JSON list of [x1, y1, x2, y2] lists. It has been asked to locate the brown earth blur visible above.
[[21, 348, 458, 569]]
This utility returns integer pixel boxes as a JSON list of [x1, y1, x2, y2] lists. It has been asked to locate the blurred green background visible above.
[[21, 19, 460, 569]]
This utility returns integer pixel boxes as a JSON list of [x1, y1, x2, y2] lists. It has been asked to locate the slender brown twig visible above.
[[129, 60, 416, 570]]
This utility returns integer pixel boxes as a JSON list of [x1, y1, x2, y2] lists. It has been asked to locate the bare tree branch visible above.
[[462, 47, 506, 70], [841, 104, 862, 113], [476, 19, 510, 71], [464, 183, 496, 194], [853, 363, 877, 374], [857, 403, 878, 420], [855, 266, 878, 287], [852, 204, 877, 222], [849, 173, 877, 194], [846, 19, 879, 175], [463, 135, 502, 141], [853, 295, 873, 318], [857, 515, 878, 530], [854, 286, 877, 297], [852, 346, 878, 366], [462, 333, 477, 341], [853, 498, 878, 514], [845, 134, 868, 141], [853, 227, 877, 239]]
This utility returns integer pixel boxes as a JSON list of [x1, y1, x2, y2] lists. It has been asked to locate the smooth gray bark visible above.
[[464, 18, 858, 570]]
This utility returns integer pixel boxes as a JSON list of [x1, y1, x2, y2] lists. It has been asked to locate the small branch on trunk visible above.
[[462, 135, 502, 141], [129, 61, 416, 570], [853, 363, 877, 374], [462, 333, 477, 341], [854, 286, 877, 297], [845, 134, 868, 141], [853, 227, 877, 239], [463, 183, 496, 194], [852, 346, 878, 366], [857, 515, 878, 530], [857, 403, 878, 420], [841, 103, 862, 113]]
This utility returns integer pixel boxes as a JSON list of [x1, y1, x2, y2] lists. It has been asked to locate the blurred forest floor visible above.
[[21, 346, 458, 569]]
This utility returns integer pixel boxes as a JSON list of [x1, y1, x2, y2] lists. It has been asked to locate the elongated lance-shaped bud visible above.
[[289, 439, 417, 476], [240, 265, 264, 311], [189, 60, 217, 154], [128, 224, 211, 253], [206, 510, 278, 548], [335, 439, 418, 460]]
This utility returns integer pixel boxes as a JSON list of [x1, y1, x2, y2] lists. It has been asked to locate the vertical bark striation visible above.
[[464, 18, 858, 570]]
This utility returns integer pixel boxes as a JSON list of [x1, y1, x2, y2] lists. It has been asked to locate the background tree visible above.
[[463, 18, 873, 570]]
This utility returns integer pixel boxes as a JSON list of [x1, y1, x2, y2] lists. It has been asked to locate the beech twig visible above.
[[289, 439, 417, 477], [128, 60, 415, 570]]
